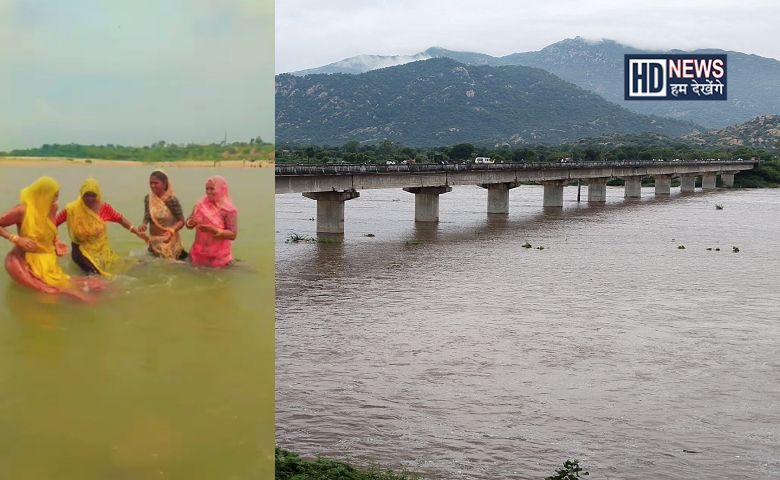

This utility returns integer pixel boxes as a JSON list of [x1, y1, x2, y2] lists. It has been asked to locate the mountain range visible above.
[[276, 58, 697, 147], [289, 38, 780, 129]]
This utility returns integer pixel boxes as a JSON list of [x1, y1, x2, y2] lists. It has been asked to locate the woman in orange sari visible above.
[[0, 177, 103, 301], [186, 176, 238, 268], [137, 170, 187, 260]]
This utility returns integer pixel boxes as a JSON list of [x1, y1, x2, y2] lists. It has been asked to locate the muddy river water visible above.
[[0, 165, 275, 479], [277, 185, 779, 479]]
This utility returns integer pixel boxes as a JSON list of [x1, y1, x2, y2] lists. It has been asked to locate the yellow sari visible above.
[[64, 178, 118, 277], [20, 177, 71, 288]]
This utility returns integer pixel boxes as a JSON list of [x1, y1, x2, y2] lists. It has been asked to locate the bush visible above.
[[545, 459, 589, 480]]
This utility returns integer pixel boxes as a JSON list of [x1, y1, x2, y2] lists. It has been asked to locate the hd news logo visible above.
[[624, 54, 727, 101]]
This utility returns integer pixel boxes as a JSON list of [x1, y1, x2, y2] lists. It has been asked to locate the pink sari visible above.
[[189, 176, 237, 268]]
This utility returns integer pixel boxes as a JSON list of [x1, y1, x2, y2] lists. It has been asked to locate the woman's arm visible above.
[[0, 205, 38, 252], [0, 205, 24, 243], [219, 211, 238, 240], [103, 203, 148, 241], [202, 211, 237, 240], [185, 205, 198, 230], [50, 209, 67, 256], [166, 197, 186, 232], [103, 202, 134, 230], [138, 195, 150, 233], [54, 209, 68, 227]]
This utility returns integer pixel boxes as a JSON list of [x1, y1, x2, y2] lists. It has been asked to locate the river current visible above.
[[276, 184, 779, 479]]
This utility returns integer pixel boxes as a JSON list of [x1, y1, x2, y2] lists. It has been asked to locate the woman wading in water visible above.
[[0, 177, 103, 301], [56, 177, 148, 276], [138, 170, 187, 260], [186, 175, 238, 268]]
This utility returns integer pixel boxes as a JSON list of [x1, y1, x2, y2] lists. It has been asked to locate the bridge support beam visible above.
[[702, 172, 717, 191], [654, 174, 672, 196], [587, 178, 607, 203], [403, 186, 452, 222], [624, 176, 642, 198], [479, 182, 519, 214], [302, 190, 360, 234], [720, 172, 735, 187], [680, 174, 696, 193], [542, 180, 566, 207]]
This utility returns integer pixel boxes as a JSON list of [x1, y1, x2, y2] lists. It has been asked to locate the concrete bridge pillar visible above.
[[542, 180, 566, 207], [302, 190, 360, 234], [624, 176, 643, 198], [680, 174, 696, 193], [720, 172, 735, 187], [479, 182, 519, 214], [702, 172, 717, 191], [654, 174, 672, 196], [403, 186, 452, 222], [587, 178, 607, 203]]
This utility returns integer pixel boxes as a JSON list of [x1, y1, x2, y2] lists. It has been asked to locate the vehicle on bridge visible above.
[[474, 157, 494, 164]]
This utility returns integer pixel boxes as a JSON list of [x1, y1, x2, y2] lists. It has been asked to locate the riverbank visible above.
[[275, 449, 588, 480], [276, 449, 418, 480], [734, 158, 780, 187], [0, 156, 273, 168]]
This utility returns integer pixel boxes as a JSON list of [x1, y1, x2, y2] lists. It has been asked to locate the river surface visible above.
[[276, 184, 780, 480], [0, 165, 275, 479]]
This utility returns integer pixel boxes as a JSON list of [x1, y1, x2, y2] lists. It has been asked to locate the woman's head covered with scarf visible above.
[[19, 176, 60, 238]]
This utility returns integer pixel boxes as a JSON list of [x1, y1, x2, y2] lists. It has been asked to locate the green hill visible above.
[[276, 58, 697, 147], [684, 115, 780, 149]]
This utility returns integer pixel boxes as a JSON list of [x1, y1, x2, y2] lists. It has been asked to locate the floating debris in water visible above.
[[682, 449, 701, 454], [522, 242, 532, 248], [732, 246, 740, 253], [405, 240, 424, 246], [715, 247, 720, 251], [678, 245, 686, 249], [715, 204, 724, 210], [536, 246, 544, 250], [706, 248, 713, 251], [364, 233, 376, 237], [286, 233, 316, 243]]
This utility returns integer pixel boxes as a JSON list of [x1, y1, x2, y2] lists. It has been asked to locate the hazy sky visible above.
[[0, 0, 274, 150], [276, 0, 780, 73]]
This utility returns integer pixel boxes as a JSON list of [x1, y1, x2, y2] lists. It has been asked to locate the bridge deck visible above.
[[276, 160, 756, 194]]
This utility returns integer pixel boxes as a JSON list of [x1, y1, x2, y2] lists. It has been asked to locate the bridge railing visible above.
[[275, 159, 759, 176]]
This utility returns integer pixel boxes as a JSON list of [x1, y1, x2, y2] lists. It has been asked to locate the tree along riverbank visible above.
[[732, 158, 780, 187], [0, 140, 274, 164]]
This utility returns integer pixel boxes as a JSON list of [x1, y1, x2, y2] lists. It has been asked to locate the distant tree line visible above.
[[276, 139, 775, 165], [276, 138, 779, 187], [0, 138, 274, 162]]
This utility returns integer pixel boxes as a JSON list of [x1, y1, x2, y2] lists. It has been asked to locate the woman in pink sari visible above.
[[185, 176, 238, 268]]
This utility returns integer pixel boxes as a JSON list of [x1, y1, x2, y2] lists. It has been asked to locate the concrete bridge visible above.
[[276, 160, 757, 234]]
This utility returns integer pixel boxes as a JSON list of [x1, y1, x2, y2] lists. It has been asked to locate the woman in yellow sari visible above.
[[56, 178, 148, 276], [137, 170, 187, 260], [0, 177, 103, 302]]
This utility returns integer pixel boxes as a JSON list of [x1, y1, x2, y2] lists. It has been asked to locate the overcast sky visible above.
[[0, 0, 274, 150], [276, 0, 780, 73]]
